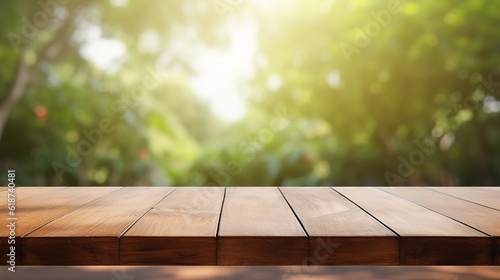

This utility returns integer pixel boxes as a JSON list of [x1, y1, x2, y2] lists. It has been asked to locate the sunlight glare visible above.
[[190, 20, 258, 122]]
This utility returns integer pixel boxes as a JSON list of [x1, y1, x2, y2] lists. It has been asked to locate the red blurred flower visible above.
[[35, 105, 48, 120]]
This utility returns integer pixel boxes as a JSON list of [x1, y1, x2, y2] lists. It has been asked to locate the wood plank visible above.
[[1, 187, 66, 237], [0, 187, 120, 265], [381, 187, 500, 265], [2, 187, 121, 238], [1, 187, 64, 267], [496, 238, 500, 265], [0, 187, 65, 208], [427, 187, 500, 211], [5, 186, 499, 266], [217, 187, 307, 265], [281, 187, 398, 265], [120, 187, 225, 265], [21, 187, 174, 265], [477, 187, 500, 193], [380, 187, 500, 236], [334, 187, 491, 265]]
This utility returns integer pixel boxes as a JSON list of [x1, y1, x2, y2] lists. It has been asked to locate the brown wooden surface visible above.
[[478, 187, 500, 193], [21, 187, 174, 265], [120, 187, 225, 265], [1, 187, 65, 206], [427, 187, 500, 211], [335, 187, 491, 265], [1, 187, 65, 265], [2, 187, 121, 238], [280, 187, 398, 265], [380, 187, 500, 264], [0, 187, 120, 264], [380, 187, 500, 236], [0, 186, 498, 265], [217, 187, 307, 265]]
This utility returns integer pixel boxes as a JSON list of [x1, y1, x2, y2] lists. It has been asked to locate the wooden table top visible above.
[[1, 186, 499, 265]]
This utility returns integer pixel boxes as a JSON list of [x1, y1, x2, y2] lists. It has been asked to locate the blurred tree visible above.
[[0, 0, 228, 185], [1, 0, 500, 186], [243, 0, 500, 185]]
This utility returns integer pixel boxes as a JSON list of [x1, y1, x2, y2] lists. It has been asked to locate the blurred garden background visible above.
[[1, 0, 500, 186]]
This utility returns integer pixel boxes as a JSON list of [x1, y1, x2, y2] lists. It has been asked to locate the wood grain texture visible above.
[[477, 187, 500, 193], [0, 187, 119, 265], [0, 187, 65, 209], [218, 237, 307, 265], [21, 237, 118, 265], [21, 187, 174, 265], [217, 187, 307, 265], [381, 187, 500, 264], [1, 187, 65, 266], [428, 187, 500, 211], [1, 186, 498, 265], [380, 187, 500, 236], [335, 187, 491, 265], [281, 187, 398, 265], [400, 237, 491, 265], [3, 187, 121, 238], [496, 237, 500, 265], [120, 187, 225, 265]]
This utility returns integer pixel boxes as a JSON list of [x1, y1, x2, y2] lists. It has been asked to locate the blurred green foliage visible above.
[[1, 0, 500, 186]]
